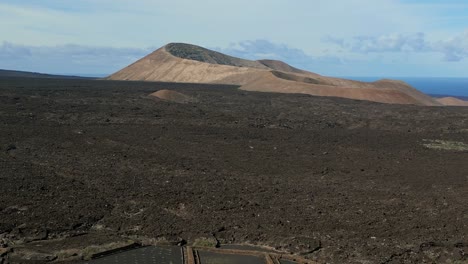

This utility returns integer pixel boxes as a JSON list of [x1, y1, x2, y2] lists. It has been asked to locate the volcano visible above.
[[108, 43, 444, 106]]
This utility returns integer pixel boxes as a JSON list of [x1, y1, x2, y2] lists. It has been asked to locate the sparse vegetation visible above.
[[192, 237, 219, 248], [423, 139, 468, 151], [80, 241, 137, 260]]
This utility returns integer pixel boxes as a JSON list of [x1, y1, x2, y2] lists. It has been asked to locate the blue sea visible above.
[[343, 77, 468, 98]]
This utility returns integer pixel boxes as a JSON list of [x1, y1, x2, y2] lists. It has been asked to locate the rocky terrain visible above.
[[1, 77, 468, 263]]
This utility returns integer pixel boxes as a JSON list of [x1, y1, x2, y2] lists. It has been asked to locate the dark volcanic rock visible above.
[[1, 78, 468, 263], [278, 236, 322, 255], [5, 144, 15, 152], [10, 249, 57, 262]]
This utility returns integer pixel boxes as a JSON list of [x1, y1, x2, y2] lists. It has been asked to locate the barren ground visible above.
[[1, 78, 468, 263]]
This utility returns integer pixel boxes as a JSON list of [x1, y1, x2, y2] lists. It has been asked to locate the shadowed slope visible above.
[[271, 71, 323, 85], [108, 43, 442, 106], [258, 59, 311, 75]]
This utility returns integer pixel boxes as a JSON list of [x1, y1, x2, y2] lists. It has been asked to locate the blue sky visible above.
[[1, 0, 468, 77]]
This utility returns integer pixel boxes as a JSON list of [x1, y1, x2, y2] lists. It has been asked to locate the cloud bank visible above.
[[214, 40, 314, 69], [325, 31, 468, 62]]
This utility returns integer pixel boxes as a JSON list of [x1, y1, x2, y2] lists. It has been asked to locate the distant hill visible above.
[[435, 97, 468, 106], [430, 94, 468, 101], [108, 42, 444, 106], [0, 69, 90, 79], [429, 94, 468, 106]]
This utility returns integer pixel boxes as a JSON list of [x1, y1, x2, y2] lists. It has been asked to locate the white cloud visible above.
[[433, 30, 468, 61], [216, 40, 355, 75], [215, 40, 310, 66], [326, 30, 468, 62], [325, 33, 429, 53]]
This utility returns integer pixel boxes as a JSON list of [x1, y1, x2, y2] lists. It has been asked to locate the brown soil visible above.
[[150, 89, 196, 103], [1, 78, 468, 263]]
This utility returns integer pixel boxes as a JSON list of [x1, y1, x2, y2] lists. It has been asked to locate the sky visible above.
[[1, 0, 468, 77]]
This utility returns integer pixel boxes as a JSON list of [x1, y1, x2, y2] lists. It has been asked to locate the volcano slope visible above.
[[108, 43, 442, 106], [1, 77, 468, 263]]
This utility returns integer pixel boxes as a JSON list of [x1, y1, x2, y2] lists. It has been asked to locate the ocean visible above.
[[343, 77, 468, 98]]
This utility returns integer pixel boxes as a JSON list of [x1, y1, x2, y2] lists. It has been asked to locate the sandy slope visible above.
[[240, 71, 423, 105], [108, 43, 442, 106], [150, 89, 196, 103], [109, 46, 265, 85], [437, 97, 468, 106]]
